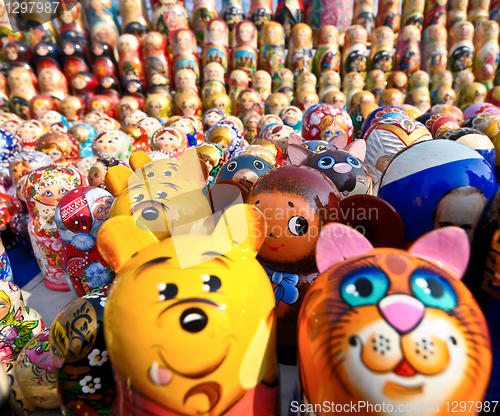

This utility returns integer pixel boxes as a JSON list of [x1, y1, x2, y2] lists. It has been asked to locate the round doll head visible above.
[[118, 96, 141, 122], [145, 93, 172, 119], [296, 72, 317, 91], [92, 116, 120, 134], [204, 18, 229, 46], [257, 114, 283, 136], [247, 165, 341, 272], [34, 131, 80, 164], [118, 34, 140, 54], [209, 93, 232, 114], [8, 67, 35, 93], [196, 142, 227, 176], [233, 20, 257, 48], [174, 68, 198, 91], [408, 90, 431, 112], [280, 106, 303, 132], [295, 90, 319, 112], [318, 25, 339, 46], [242, 111, 262, 132], [345, 25, 368, 47], [291, 23, 312, 48], [70, 72, 98, 94], [9, 151, 53, 184], [60, 96, 83, 122], [68, 123, 98, 147], [151, 127, 188, 157], [137, 117, 163, 139], [92, 130, 133, 161], [0, 119, 22, 135], [16, 120, 47, 150], [237, 88, 261, 114], [88, 157, 126, 188], [459, 82, 487, 109], [203, 62, 225, 84], [171, 28, 197, 55], [229, 69, 249, 89], [206, 122, 243, 157], [38, 68, 68, 93], [39, 111, 69, 130], [301, 103, 354, 144], [381, 88, 405, 106], [203, 108, 225, 130], [124, 110, 148, 126], [252, 70, 272, 91], [86, 95, 114, 118], [264, 124, 295, 150], [320, 71, 342, 90], [388, 70, 408, 90], [28, 95, 57, 120], [220, 115, 244, 134], [175, 92, 201, 117], [262, 22, 284, 45], [265, 93, 290, 116]]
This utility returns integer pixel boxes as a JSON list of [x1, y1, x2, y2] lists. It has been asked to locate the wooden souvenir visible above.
[[202, 18, 230, 76], [152, 0, 189, 40], [259, 22, 286, 76], [70, 72, 99, 104], [28, 95, 56, 120], [220, 0, 245, 43], [365, 69, 387, 103], [342, 25, 368, 78], [343, 71, 365, 108], [369, 26, 395, 74], [61, 39, 91, 79], [119, 0, 150, 36], [402, 0, 425, 28], [91, 41, 118, 80], [395, 24, 421, 75], [171, 29, 201, 84], [352, 0, 376, 34], [250, 0, 274, 36], [423, 0, 447, 29], [421, 24, 448, 75], [192, 0, 218, 44], [286, 23, 313, 76], [448, 21, 474, 75], [252, 70, 272, 109], [84, 0, 120, 47], [275, 0, 305, 42], [468, 0, 490, 24], [375, 0, 401, 32], [312, 25, 340, 78], [474, 20, 500, 89], [448, 0, 468, 29], [117, 34, 144, 85], [272, 68, 294, 103], [231, 20, 258, 76]]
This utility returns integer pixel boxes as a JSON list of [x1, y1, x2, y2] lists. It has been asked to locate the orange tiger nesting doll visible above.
[[295, 224, 491, 416]]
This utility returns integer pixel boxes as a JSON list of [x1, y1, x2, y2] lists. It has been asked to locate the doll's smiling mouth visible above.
[[264, 243, 285, 251]]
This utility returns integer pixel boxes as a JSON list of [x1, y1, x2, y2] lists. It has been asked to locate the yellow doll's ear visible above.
[[175, 148, 209, 187], [97, 216, 158, 272], [105, 166, 134, 197], [129, 151, 153, 171], [212, 204, 267, 257]]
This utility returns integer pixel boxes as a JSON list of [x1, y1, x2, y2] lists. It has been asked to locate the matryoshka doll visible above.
[[92, 116, 121, 134], [38, 67, 68, 102], [99, 75, 122, 103], [342, 25, 368, 79], [401, 0, 424, 28], [124, 110, 148, 125], [202, 18, 230, 76], [38, 111, 70, 132], [395, 24, 421, 75], [295, 89, 319, 112], [143, 31, 171, 89], [352, 0, 376, 33], [8, 67, 38, 119], [458, 81, 487, 109], [59, 96, 82, 123], [169, 116, 200, 146], [448, 0, 468, 29], [60, 39, 90, 79], [117, 34, 144, 85], [421, 24, 448, 75], [34, 131, 81, 165], [231, 20, 258, 76], [252, 69, 272, 109], [453, 69, 475, 95], [206, 121, 243, 157], [0, 130, 21, 177], [448, 21, 474, 75], [228, 69, 250, 105], [192, 0, 218, 44], [406, 89, 431, 111], [91, 41, 119, 80], [266, 92, 290, 116], [250, 0, 273, 36], [312, 25, 340, 78], [68, 123, 98, 158], [272, 68, 293, 101], [473, 20, 500, 89], [87, 157, 127, 189], [319, 70, 341, 99], [369, 26, 395, 74], [343, 72, 365, 108], [276, 0, 305, 42], [324, 90, 348, 108], [9, 151, 52, 188], [86, 95, 115, 119], [16, 120, 46, 151], [236, 88, 262, 117], [388, 70, 408, 94], [203, 108, 225, 130], [92, 130, 133, 162], [84, 0, 120, 47], [55, 187, 115, 296], [220, 0, 245, 42], [0, 118, 22, 136], [152, 0, 189, 40], [246, 165, 341, 363], [33, 41, 61, 71], [119, 0, 150, 35], [259, 22, 286, 76], [171, 29, 201, 84], [175, 91, 201, 117], [286, 23, 313, 77], [23, 165, 88, 290], [70, 72, 99, 104], [145, 92, 172, 121], [301, 103, 354, 145], [375, 0, 401, 32], [151, 127, 188, 157], [423, 0, 447, 29], [196, 142, 226, 190], [468, 0, 490, 24], [121, 124, 150, 152], [28, 95, 56, 120], [365, 70, 387, 104], [208, 93, 233, 115], [280, 105, 303, 133], [242, 110, 262, 140]]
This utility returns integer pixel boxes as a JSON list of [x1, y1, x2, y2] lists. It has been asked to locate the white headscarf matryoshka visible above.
[[23, 165, 88, 290], [92, 129, 133, 163]]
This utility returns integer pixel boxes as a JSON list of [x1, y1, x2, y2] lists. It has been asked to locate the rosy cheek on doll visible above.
[[39, 186, 70, 205], [47, 149, 62, 162]]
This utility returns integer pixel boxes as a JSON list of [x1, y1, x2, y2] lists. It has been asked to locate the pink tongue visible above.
[[149, 364, 172, 385]]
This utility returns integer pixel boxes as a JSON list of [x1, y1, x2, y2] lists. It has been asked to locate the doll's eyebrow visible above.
[[135, 257, 172, 278], [128, 184, 145, 192]]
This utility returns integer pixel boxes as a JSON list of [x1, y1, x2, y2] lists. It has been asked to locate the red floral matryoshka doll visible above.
[[246, 164, 341, 363], [23, 165, 88, 291], [70, 71, 99, 105], [117, 34, 144, 85], [91, 41, 119, 79], [143, 31, 171, 89], [55, 186, 115, 297], [301, 103, 354, 146], [34, 131, 81, 165]]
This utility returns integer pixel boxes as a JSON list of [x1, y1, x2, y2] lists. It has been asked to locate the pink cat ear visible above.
[[288, 143, 313, 165], [288, 133, 304, 145], [329, 133, 348, 150], [409, 227, 470, 279], [316, 223, 373, 274], [344, 139, 366, 161]]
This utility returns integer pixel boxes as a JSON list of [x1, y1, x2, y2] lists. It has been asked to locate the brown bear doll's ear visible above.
[[344, 139, 366, 161], [105, 166, 134, 197], [97, 216, 159, 272], [129, 151, 153, 172], [288, 143, 314, 165]]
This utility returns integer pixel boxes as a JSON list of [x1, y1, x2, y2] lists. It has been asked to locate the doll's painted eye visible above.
[[133, 194, 144, 203], [226, 161, 238, 172], [94, 173, 99, 178], [318, 156, 335, 169], [163, 170, 172, 177], [288, 216, 308, 236], [157, 282, 178, 301], [146, 172, 154, 178], [59, 189, 67, 195], [253, 160, 265, 170], [341, 268, 389, 307], [201, 274, 221, 292], [410, 270, 457, 311], [156, 191, 168, 199], [44, 191, 53, 197], [317, 145, 328, 151], [346, 156, 361, 168]]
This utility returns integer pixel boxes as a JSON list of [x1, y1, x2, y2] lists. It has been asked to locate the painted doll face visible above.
[[17, 121, 41, 139], [92, 196, 113, 220], [269, 98, 287, 115], [302, 94, 318, 110], [245, 116, 259, 131], [213, 99, 227, 112], [320, 120, 347, 142], [6, 47, 17, 61], [39, 184, 70, 206], [284, 110, 299, 125], [137, 117, 161, 135], [204, 111, 223, 127], [72, 76, 87, 90], [40, 111, 60, 126], [239, 23, 253, 42], [149, 101, 162, 117], [270, 127, 290, 149], [157, 132, 182, 152], [177, 31, 192, 51], [84, 112, 102, 125], [44, 146, 63, 162], [63, 42, 75, 55], [40, 71, 55, 89], [171, 119, 192, 135], [209, 21, 225, 42], [93, 118, 115, 133], [101, 77, 113, 89], [1, 120, 20, 134], [181, 101, 195, 115], [10, 162, 30, 183], [95, 134, 120, 155], [88, 165, 104, 187], [126, 112, 146, 125], [33, 104, 48, 118], [241, 93, 257, 110]]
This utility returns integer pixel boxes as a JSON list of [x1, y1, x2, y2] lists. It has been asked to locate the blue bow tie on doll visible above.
[[264, 268, 300, 307]]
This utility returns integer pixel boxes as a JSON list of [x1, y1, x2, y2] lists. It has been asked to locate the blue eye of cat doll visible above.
[[340, 268, 389, 307], [318, 156, 335, 169], [346, 156, 361, 168], [410, 269, 457, 311]]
